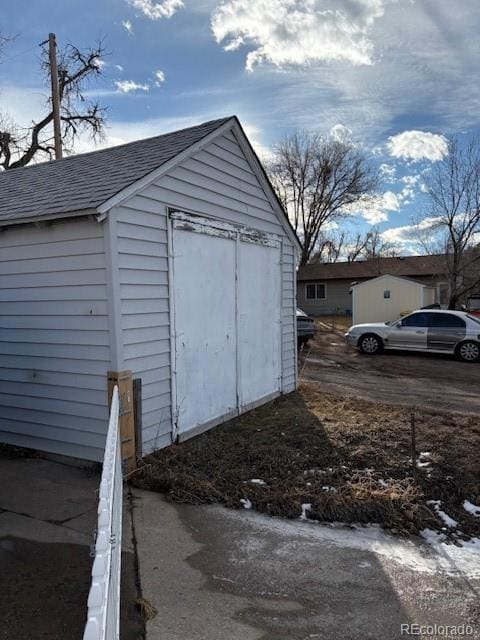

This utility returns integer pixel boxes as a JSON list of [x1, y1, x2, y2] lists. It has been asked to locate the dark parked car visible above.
[[297, 308, 315, 347]]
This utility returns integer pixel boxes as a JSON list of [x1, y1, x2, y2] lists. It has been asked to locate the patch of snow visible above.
[[420, 528, 447, 545], [322, 486, 337, 493], [427, 501, 458, 528], [240, 498, 252, 510], [378, 479, 389, 488], [417, 460, 431, 468], [417, 453, 432, 469], [217, 507, 480, 578], [300, 503, 312, 520], [463, 500, 480, 517], [249, 479, 266, 486]]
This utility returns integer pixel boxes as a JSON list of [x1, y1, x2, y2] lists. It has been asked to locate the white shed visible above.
[[0, 116, 300, 462], [352, 274, 435, 325]]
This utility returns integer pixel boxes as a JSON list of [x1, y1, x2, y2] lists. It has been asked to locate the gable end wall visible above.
[[115, 127, 297, 454]]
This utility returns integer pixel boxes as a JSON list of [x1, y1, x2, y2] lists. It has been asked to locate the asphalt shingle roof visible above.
[[297, 254, 448, 281], [0, 116, 233, 224]]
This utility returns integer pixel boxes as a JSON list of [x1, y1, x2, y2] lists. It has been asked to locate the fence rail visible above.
[[84, 385, 123, 640]]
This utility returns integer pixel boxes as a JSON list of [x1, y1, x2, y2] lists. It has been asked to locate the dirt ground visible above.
[[300, 319, 480, 415], [133, 380, 480, 540]]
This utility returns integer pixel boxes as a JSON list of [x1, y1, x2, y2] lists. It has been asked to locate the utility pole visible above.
[[48, 33, 63, 159]]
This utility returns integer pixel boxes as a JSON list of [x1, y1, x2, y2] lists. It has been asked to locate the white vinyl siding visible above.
[[0, 218, 110, 461], [115, 128, 297, 453], [281, 241, 296, 392], [114, 203, 172, 455]]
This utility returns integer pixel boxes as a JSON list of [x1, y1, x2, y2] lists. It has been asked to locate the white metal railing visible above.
[[84, 386, 123, 640]]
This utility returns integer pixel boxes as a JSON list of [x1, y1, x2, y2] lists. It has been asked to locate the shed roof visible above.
[[0, 117, 232, 224], [350, 273, 434, 289], [297, 254, 447, 281]]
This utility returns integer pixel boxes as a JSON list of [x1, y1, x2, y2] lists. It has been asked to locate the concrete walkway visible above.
[[132, 489, 480, 640], [0, 455, 141, 640]]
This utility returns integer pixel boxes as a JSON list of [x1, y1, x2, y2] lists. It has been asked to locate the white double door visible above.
[[172, 216, 282, 436]]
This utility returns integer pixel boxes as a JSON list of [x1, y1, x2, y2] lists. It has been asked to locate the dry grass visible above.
[[133, 383, 480, 539], [135, 597, 158, 622]]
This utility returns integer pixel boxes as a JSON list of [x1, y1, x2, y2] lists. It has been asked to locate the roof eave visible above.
[[0, 207, 99, 230]]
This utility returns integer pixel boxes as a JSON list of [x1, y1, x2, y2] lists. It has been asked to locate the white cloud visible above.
[[115, 64, 124, 72], [122, 19, 134, 33], [127, 0, 184, 20], [379, 163, 396, 182], [387, 131, 448, 162], [381, 217, 442, 253], [400, 173, 421, 186], [154, 69, 166, 86], [330, 123, 352, 143], [115, 80, 150, 93], [211, 0, 395, 71], [229, 1, 480, 145], [343, 190, 399, 225], [382, 190, 399, 211], [92, 57, 106, 70]]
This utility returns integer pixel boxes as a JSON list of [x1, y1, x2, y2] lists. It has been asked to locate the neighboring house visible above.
[[0, 116, 300, 462], [351, 274, 435, 324], [297, 255, 449, 316]]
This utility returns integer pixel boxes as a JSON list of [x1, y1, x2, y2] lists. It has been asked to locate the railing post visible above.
[[108, 371, 136, 474], [84, 385, 122, 640]]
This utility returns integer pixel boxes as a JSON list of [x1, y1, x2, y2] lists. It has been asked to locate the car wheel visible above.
[[456, 341, 480, 363], [358, 333, 383, 355]]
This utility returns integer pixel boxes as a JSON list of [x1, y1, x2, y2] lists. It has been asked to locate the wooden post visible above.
[[410, 412, 417, 479], [133, 378, 143, 460], [108, 371, 136, 474], [48, 33, 63, 160]]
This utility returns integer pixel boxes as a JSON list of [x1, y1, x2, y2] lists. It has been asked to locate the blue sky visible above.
[[2, 0, 480, 253]]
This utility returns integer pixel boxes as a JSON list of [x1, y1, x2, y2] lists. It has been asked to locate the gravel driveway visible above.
[[301, 323, 480, 415]]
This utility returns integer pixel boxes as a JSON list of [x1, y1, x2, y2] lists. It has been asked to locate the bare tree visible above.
[[422, 136, 480, 309], [348, 228, 398, 262], [311, 232, 346, 263], [268, 131, 378, 265], [310, 227, 397, 263], [0, 40, 106, 170]]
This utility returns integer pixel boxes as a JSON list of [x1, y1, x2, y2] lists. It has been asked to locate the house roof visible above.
[[0, 117, 232, 225], [297, 254, 448, 281], [351, 274, 434, 289]]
